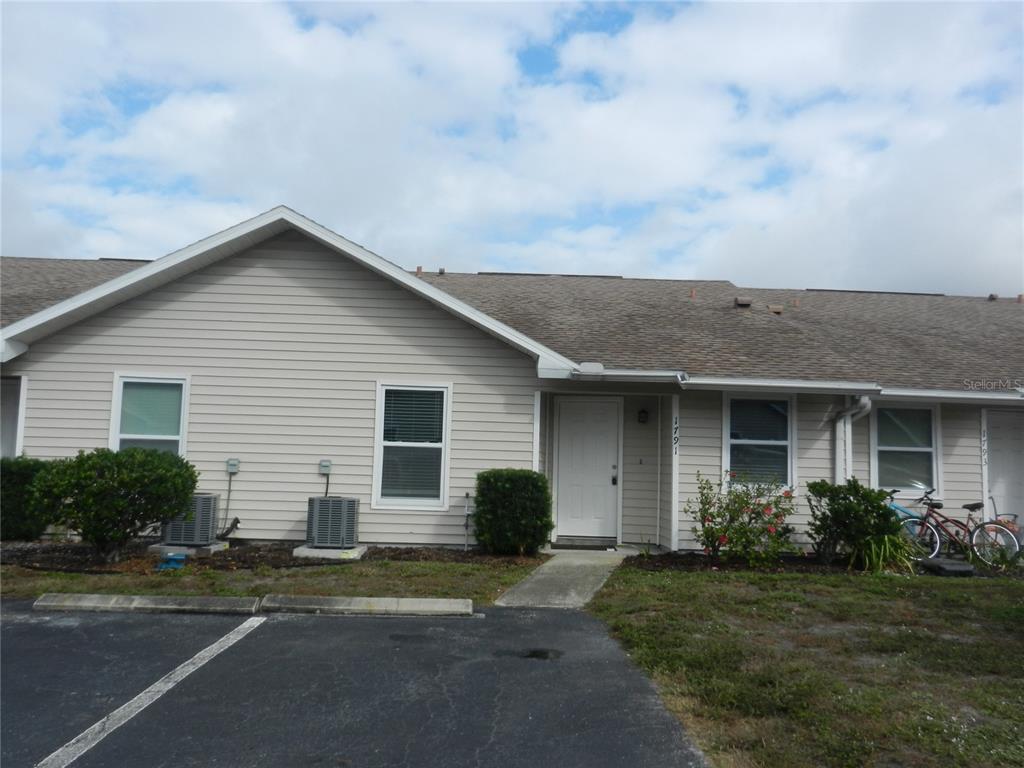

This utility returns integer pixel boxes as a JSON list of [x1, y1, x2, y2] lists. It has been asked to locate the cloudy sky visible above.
[[2, 2, 1022, 295]]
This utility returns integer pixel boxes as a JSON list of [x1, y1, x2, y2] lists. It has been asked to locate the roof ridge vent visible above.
[[734, 296, 753, 307]]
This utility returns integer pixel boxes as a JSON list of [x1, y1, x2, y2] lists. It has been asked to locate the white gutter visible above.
[[877, 387, 1024, 404], [678, 374, 881, 395], [568, 368, 685, 383]]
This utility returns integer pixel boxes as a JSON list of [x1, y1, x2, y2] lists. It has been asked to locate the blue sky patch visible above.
[[517, 3, 643, 84], [726, 84, 750, 118], [959, 78, 1011, 106], [753, 163, 793, 191], [517, 43, 560, 81], [777, 87, 854, 118], [731, 142, 771, 159], [103, 80, 173, 119]]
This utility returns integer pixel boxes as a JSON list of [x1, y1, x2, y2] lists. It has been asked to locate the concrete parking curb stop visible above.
[[33, 593, 260, 615], [32, 592, 474, 617], [260, 594, 474, 616]]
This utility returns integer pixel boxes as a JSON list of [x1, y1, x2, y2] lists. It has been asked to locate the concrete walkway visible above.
[[495, 548, 629, 609]]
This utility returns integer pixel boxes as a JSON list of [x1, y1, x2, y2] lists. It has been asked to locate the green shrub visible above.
[[30, 448, 198, 562], [689, 473, 796, 566], [473, 469, 552, 556], [1, 456, 52, 540], [806, 478, 906, 571]]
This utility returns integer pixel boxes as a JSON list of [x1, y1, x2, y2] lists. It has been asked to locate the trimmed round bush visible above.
[[1, 456, 53, 540], [473, 468, 553, 556], [30, 448, 198, 562]]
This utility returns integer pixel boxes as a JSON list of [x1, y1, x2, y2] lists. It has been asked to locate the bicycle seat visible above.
[[928, 501, 944, 510], [962, 502, 984, 512]]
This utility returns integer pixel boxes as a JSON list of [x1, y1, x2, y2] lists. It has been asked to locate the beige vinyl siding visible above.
[[5, 230, 540, 544], [658, 395, 674, 549], [677, 390, 722, 550], [851, 414, 871, 482], [940, 405, 983, 517], [792, 394, 840, 542], [621, 395, 659, 545]]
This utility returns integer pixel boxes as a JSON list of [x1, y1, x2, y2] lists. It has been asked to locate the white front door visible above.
[[555, 398, 620, 539], [988, 410, 1024, 523]]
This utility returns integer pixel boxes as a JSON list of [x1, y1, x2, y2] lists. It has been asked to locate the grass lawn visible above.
[[589, 565, 1024, 768], [0, 557, 540, 606]]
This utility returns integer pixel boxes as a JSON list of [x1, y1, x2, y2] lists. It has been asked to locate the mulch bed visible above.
[[624, 551, 856, 575], [623, 551, 1024, 578], [362, 546, 545, 567], [0, 540, 543, 574]]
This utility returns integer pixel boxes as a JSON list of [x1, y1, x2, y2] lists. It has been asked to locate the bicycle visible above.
[[889, 487, 1019, 566]]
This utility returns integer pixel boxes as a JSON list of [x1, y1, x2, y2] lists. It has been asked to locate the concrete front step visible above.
[[920, 558, 975, 577]]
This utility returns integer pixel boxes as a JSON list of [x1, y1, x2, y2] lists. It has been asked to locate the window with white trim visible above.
[[374, 384, 449, 506], [726, 398, 792, 485], [874, 406, 936, 491], [113, 378, 187, 455]]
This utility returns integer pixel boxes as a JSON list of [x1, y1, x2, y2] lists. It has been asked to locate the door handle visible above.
[[612, 475, 618, 486]]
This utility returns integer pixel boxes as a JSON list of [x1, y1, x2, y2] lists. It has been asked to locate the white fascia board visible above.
[[0, 206, 578, 376], [565, 368, 684, 383], [680, 375, 882, 395], [1, 340, 28, 364], [878, 387, 1024, 405]]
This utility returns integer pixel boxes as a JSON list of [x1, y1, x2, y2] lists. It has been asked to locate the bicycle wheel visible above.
[[969, 522, 1020, 566], [899, 518, 940, 560]]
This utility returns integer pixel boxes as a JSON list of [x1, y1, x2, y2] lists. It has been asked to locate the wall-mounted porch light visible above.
[[637, 409, 649, 424]]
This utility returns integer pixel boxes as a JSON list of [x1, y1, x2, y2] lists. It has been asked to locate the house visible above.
[[1, 206, 1022, 549]]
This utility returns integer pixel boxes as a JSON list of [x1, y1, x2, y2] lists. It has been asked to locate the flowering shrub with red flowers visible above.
[[687, 472, 796, 566]]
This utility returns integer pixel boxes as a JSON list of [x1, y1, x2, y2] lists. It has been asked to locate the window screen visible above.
[[876, 407, 934, 489], [117, 380, 184, 454], [728, 399, 790, 484], [379, 387, 446, 501]]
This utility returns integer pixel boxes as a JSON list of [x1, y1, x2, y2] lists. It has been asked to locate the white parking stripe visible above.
[[35, 616, 266, 768]]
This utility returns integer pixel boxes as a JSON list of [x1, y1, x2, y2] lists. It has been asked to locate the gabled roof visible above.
[[0, 207, 578, 377], [2, 208, 1022, 401]]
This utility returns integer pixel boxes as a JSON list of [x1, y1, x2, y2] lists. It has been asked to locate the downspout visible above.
[[832, 395, 872, 483]]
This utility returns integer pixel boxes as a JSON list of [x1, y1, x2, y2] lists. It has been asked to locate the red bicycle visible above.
[[891, 488, 1019, 566]]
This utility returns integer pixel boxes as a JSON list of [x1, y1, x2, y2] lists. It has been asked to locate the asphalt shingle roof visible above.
[[419, 273, 1024, 391], [1, 257, 147, 327], [2, 255, 1021, 391]]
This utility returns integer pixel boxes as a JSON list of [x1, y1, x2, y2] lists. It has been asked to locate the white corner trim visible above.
[[108, 372, 191, 457], [980, 408, 990, 520], [0, 206, 578, 376], [532, 391, 541, 472], [670, 394, 680, 551], [370, 380, 453, 511], [14, 375, 28, 456]]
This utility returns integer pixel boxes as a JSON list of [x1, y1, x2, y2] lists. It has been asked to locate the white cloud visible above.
[[1, 1, 1021, 296]]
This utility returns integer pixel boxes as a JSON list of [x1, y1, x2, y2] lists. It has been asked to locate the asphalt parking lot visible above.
[[1, 601, 705, 768]]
